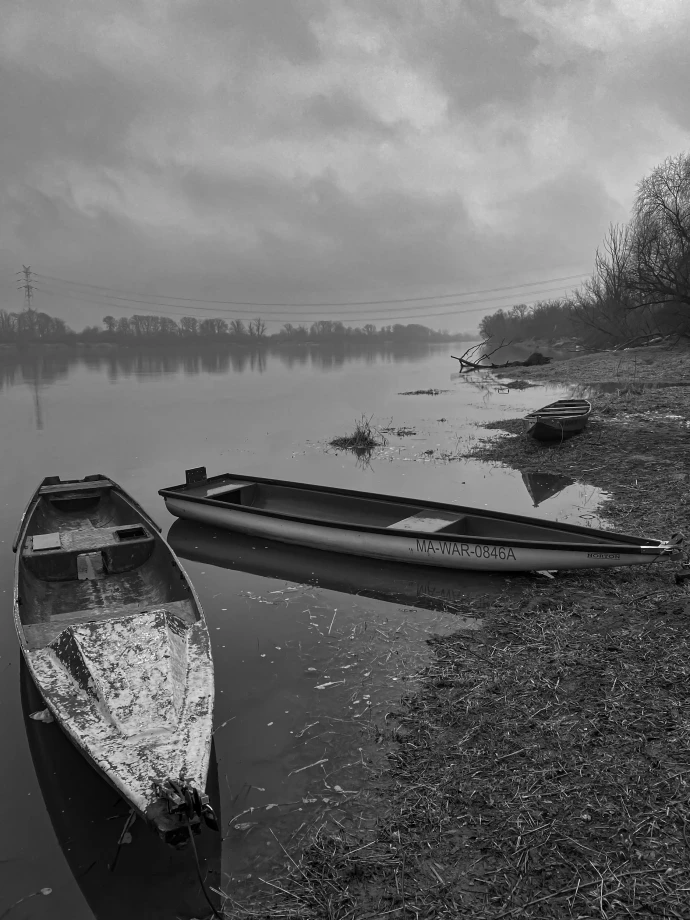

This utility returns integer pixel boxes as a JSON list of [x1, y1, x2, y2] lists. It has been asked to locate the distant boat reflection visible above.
[[521, 471, 574, 507], [21, 659, 222, 920], [168, 520, 510, 612]]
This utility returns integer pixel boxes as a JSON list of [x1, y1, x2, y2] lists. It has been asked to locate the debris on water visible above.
[[29, 709, 54, 723], [288, 758, 329, 776], [398, 389, 450, 395]]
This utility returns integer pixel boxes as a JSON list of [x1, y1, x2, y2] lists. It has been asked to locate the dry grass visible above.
[[491, 344, 690, 388], [330, 415, 387, 454]]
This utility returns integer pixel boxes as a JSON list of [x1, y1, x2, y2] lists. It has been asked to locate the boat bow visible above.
[[27, 609, 214, 846]]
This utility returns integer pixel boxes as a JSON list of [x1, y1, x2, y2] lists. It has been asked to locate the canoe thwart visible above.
[[39, 479, 113, 495], [387, 511, 466, 533]]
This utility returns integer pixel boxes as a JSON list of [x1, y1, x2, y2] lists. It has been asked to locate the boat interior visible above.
[[174, 478, 627, 546], [18, 479, 198, 651]]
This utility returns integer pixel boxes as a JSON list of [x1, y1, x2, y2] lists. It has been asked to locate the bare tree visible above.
[[248, 317, 266, 338], [570, 224, 646, 343], [180, 316, 198, 336], [630, 153, 690, 316]]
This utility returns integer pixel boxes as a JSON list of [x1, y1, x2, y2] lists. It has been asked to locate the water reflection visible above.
[[521, 471, 575, 507], [21, 659, 222, 919], [167, 521, 508, 612], [0, 341, 437, 388]]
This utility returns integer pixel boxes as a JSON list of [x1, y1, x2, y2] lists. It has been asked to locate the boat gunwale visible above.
[[159, 472, 668, 554], [525, 401, 592, 421]]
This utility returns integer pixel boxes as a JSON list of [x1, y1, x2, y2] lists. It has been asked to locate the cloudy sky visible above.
[[1, 0, 689, 333]]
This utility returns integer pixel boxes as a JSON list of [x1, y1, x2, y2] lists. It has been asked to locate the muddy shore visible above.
[[238, 347, 690, 920]]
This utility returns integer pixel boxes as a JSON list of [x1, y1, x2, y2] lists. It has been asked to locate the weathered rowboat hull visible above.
[[525, 398, 592, 441], [159, 469, 682, 572], [13, 474, 216, 847]]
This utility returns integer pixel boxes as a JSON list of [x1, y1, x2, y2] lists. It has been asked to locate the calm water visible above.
[[0, 341, 603, 917]]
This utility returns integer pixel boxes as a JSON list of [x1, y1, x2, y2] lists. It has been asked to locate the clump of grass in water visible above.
[[330, 415, 387, 453]]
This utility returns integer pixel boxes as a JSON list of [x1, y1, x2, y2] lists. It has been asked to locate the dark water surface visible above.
[[0, 342, 604, 917]]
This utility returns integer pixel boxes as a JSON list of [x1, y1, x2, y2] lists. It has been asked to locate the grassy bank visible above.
[[233, 348, 690, 920], [493, 344, 690, 389]]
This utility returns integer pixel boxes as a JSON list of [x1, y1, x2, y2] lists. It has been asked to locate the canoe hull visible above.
[[162, 494, 666, 572]]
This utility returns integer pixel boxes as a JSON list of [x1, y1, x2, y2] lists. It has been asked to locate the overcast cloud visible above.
[[1, 0, 689, 331]]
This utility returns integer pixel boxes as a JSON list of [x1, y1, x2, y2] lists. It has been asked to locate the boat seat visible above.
[[22, 524, 155, 581], [22, 599, 198, 650], [387, 511, 467, 534], [204, 481, 257, 505]]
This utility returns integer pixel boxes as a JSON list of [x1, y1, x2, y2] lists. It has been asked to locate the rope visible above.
[[187, 821, 223, 920], [109, 809, 136, 873]]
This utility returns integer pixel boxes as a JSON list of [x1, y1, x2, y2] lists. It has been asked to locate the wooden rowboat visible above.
[[159, 467, 683, 573], [13, 474, 217, 848], [525, 398, 591, 441]]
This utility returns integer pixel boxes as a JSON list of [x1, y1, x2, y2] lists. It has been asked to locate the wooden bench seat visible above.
[[387, 510, 465, 533], [23, 525, 155, 581]]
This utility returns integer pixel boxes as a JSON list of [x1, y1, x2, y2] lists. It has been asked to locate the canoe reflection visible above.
[[167, 520, 510, 611], [521, 471, 574, 508], [20, 658, 222, 920]]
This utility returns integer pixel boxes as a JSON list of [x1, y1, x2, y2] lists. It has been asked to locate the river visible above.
[[0, 340, 603, 917]]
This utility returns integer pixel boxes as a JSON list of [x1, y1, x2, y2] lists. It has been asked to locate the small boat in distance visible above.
[[13, 474, 217, 848], [159, 468, 683, 572], [525, 398, 592, 441]]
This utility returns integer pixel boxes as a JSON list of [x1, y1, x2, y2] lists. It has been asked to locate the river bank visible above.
[[244, 347, 690, 919]]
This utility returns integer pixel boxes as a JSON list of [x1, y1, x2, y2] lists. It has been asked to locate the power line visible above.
[[34, 280, 581, 323], [33, 270, 589, 309], [33, 281, 581, 319]]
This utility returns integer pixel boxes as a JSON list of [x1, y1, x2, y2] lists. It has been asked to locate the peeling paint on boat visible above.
[[27, 611, 213, 815]]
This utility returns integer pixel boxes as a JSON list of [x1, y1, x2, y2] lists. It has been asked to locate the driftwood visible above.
[[452, 339, 552, 373]]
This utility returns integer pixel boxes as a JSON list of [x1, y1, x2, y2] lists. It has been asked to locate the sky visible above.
[[1, 0, 690, 333]]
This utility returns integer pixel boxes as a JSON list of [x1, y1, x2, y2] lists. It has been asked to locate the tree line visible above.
[[480, 153, 690, 347], [0, 309, 467, 345]]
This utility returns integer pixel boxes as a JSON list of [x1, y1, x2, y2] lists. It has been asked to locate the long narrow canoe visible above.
[[525, 398, 592, 441], [159, 468, 683, 572], [13, 474, 217, 848]]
